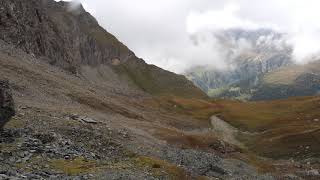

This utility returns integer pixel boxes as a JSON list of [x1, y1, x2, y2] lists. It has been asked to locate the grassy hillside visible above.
[[113, 60, 208, 99], [77, 6, 208, 99], [217, 96, 320, 158], [250, 60, 320, 100], [264, 60, 320, 85], [152, 95, 320, 159], [188, 60, 320, 101]]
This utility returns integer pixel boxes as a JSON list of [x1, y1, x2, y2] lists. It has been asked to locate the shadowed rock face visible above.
[[0, 80, 15, 129], [0, 0, 132, 72]]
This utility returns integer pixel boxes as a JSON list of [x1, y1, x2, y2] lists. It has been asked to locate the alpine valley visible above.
[[0, 1, 319, 180]]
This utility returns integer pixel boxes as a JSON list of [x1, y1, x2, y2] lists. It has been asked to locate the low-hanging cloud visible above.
[[57, 0, 320, 73], [187, 0, 320, 65]]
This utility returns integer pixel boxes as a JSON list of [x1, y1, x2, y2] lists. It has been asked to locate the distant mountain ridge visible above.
[[250, 60, 320, 100], [186, 28, 300, 100]]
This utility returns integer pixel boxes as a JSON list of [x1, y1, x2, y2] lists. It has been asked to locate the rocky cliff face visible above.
[[0, 0, 206, 98], [0, 80, 15, 129], [0, 0, 131, 71]]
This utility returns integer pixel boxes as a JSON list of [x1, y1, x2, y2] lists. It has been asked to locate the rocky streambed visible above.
[[210, 116, 244, 148]]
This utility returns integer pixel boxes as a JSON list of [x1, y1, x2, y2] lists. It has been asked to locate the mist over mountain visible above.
[[185, 28, 293, 99]]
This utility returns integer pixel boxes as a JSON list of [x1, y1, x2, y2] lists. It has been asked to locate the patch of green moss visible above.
[[134, 156, 188, 180], [49, 157, 99, 175], [88, 28, 129, 56], [4, 117, 27, 129]]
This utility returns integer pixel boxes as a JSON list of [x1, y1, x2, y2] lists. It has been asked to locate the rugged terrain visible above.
[[0, 36, 272, 180], [0, 0, 319, 179]]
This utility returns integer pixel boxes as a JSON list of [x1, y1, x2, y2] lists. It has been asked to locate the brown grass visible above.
[[134, 156, 190, 180], [49, 157, 99, 175], [148, 95, 320, 159], [150, 96, 222, 122], [216, 96, 320, 159], [264, 60, 320, 85], [155, 128, 218, 149], [216, 96, 320, 132], [153, 127, 241, 155]]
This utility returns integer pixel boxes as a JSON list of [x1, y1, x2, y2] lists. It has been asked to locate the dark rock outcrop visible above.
[[0, 80, 15, 129], [0, 0, 131, 72]]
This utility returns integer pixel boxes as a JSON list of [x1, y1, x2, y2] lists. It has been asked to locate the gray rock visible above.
[[81, 117, 98, 124], [0, 174, 10, 180], [306, 169, 320, 176], [281, 174, 303, 180], [70, 114, 98, 124]]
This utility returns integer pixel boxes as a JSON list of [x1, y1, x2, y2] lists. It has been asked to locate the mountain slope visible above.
[[0, 0, 206, 99], [215, 96, 320, 159], [2, 42, 319, 178], [250, 60, 320, 100], [0, 0, 319, 179], [211, 60, 320, 100], [185, 28, 293, 100]]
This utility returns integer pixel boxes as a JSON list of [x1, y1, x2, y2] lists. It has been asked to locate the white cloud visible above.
[[186, 3, 264, 34], [187, 0, 320, 65]]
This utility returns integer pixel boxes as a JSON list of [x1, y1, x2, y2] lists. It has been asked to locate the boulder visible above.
[[0, 80, 15, 129]]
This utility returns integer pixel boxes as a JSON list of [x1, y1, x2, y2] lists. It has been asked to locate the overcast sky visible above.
[[59, 0, 320, 73]]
